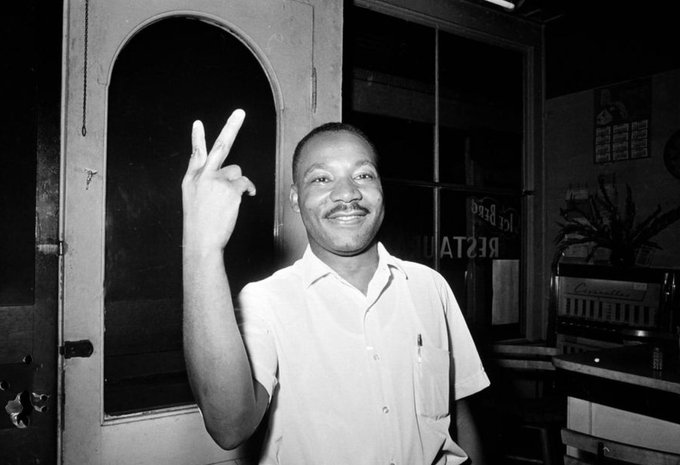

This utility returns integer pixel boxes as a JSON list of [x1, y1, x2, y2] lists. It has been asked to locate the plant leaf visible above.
[[634, 204, 680, 246], [597, 175, 618, 216], [623, 184, 636, 233]]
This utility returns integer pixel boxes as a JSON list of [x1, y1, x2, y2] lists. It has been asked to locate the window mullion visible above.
[[433, 28, 441, 271]]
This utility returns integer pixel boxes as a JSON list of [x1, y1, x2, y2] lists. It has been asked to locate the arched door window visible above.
[[104, 17, 276, 415]]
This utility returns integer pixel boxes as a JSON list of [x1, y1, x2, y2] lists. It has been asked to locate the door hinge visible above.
[[36, 240, 66, 257], [60, 340, 94, 359]]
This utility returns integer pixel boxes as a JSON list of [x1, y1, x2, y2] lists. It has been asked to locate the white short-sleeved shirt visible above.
[[236, 243, 489, 465]]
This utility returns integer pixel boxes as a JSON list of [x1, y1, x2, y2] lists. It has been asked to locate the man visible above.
[[182, 109, 489, 464]]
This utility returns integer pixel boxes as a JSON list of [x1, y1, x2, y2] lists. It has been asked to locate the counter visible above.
[[553, 343, 680, 395], [553, 344, 680, 455]]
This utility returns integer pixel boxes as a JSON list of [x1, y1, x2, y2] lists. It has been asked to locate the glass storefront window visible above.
[[345, 6, 524, 340]]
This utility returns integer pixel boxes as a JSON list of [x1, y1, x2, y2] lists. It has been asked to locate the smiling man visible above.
[[289, 123, 385, 293], [182, 110, 490, 465]]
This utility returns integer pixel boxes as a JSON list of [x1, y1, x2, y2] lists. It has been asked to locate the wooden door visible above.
[[61, 1, 313, 463]]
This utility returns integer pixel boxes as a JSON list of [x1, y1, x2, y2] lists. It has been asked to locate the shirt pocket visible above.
[[413, 344, 450, 420]]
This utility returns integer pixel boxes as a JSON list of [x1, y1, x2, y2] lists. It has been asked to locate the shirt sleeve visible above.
[[236, 283, 279, 399], [438, 275, 490, 400]]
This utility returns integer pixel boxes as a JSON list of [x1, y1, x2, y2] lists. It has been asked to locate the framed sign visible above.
[[594, 78, 651, 163]]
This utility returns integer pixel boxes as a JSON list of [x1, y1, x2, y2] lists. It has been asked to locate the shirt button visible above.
[[382, 406, 390, 414], [373, 353, 380, 361]]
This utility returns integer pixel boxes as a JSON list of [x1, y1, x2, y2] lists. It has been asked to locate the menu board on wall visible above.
[[594, 78, 651, 163]]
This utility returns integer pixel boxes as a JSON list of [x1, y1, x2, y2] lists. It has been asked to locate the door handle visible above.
[[61, 340, 94, 359]]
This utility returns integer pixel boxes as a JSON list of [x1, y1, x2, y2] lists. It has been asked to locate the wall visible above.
[[545, 68, 680, 272], [545, 2, 680, 99]]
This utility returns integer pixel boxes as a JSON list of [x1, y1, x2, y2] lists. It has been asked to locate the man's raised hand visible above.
[[182, 109, 256, 253]]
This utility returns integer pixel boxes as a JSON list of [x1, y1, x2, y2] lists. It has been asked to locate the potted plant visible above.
[[554, 175, 680, 267]]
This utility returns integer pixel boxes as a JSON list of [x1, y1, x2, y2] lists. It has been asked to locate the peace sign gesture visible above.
[[182, 109, 257, 253]]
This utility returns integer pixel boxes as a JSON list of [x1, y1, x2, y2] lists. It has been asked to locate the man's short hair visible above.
[[292, 122, 378, 182]]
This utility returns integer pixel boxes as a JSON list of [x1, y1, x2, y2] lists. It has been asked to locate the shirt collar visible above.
[[300, 242, 408, 288]]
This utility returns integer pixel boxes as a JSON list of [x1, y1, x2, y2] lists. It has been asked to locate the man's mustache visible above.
[[325, 202, 370, 218]]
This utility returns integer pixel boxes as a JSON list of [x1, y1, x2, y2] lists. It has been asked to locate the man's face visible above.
[[290, 130, 384, 258]]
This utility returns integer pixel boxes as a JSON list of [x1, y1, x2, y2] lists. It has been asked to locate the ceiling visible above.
[[463, 0, 571, 24], [503, 0, 571, 24], [464, 0, 680, 97], [469, 0, 656, 26]]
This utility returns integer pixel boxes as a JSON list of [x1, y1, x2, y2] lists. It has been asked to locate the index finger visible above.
[[205, 109, 246, 171]]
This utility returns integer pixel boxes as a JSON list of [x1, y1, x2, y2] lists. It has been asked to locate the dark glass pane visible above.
[[0, 3, 37, 305], [346, 112, 434, 182], [439, 31, 523, 189], [439, 190, 521, 339], [466, 128, 523, 190], [439, 31, 522, 117], [378, 182, 434, 268], [437, 192, 469, 304], [344, 6, 435, 183], [104, 17, 276, 415], [439, 126, 468, 185], [346, 7, 434, 86]]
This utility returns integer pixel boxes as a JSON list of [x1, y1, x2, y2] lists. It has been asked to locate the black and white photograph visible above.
[[2, 1, 680, 464]]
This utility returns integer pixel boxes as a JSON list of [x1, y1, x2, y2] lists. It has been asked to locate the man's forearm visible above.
[[181, 110, 265, 448], [455, 397, 487, 465], [183, 246, 264, 449]]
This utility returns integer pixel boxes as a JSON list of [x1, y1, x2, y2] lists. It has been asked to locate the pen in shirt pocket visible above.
[[417, 333, 422, 362]]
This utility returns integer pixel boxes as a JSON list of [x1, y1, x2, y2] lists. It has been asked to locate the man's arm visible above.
[[182, 109, 268, 449], [455, 396, 487, 465]]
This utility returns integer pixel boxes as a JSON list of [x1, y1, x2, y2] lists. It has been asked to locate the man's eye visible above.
[[311, 176, 329, 184], [356, 173, 375, 180]]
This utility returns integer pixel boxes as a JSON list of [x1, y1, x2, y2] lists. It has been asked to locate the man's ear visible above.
[[289, 184, 300, 213]]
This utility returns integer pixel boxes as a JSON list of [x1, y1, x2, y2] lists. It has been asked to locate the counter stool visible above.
[[479, 342, 565, 465]]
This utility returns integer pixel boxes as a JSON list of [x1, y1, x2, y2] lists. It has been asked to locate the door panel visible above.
[[62, 1, 312, 463], [0, 1, 61, 463], [102, 412, 244, 465]]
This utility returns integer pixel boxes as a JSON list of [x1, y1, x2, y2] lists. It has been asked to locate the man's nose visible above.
[[330, 177, 362, 202]]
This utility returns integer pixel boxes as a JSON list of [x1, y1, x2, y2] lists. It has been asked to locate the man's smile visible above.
[[324, 203, 370, 224]]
